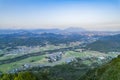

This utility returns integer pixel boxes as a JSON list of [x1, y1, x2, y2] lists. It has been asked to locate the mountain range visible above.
[[0, 27, 86, 34]]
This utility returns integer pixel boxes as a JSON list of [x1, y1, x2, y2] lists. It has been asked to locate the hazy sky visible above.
[[0, 0, 120, 31]]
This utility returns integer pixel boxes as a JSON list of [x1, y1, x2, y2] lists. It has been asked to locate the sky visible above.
[[0, 0, 120, 31]]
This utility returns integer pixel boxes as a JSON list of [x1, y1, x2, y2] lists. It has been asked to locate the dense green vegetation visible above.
[[0, 72, 36, 80], [79, 55, 120, 80], [0, 71, 67, 80]]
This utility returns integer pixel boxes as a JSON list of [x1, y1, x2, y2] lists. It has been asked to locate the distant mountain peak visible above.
[[64, 27, 86, 32]]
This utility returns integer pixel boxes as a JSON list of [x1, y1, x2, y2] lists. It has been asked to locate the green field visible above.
[[0, 49, 120, 73], [0, 55, 46, 72]]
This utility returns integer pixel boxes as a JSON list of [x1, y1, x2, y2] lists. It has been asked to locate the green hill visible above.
[[86, 34, 120, 53], [79, 55, 120, 80]]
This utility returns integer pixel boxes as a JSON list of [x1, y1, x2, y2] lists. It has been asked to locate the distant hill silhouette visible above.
[[0, 27, 86, 34], [63, 27, 86, 32]]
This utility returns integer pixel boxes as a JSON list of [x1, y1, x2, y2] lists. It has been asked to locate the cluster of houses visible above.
[[46, 52, 64, 63], [9, 63, 32, 73], [6, 46, 41, 54]]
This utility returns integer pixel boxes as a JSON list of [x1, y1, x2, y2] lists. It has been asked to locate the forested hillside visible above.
[[79, 55, 120, 80], [86, 34, 120, 52]]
